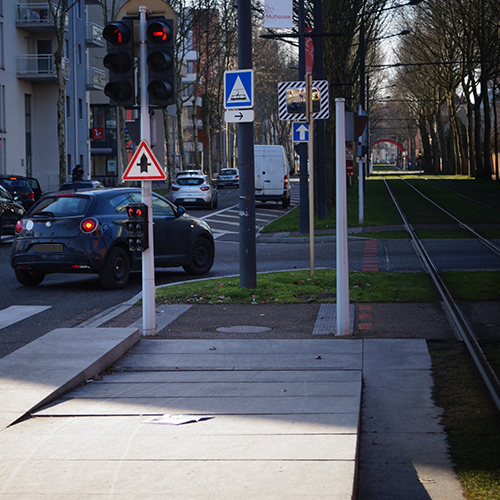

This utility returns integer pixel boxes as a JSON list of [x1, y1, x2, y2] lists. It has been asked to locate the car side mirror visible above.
[[176, 205, 186, 217]]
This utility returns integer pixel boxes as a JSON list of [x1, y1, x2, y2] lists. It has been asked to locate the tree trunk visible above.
[[480, 74, 492, 179]]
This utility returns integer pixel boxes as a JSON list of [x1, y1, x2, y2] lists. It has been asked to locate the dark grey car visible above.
[[11, 188, 215, 289]]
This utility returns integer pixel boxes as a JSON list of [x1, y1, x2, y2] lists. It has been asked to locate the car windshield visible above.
[[221, 169, 237, 175], [32, 195, 91, 216], [176, 177, 204, 186]]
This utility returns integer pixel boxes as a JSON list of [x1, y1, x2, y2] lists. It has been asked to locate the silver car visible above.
[[216, 168, 239, 188], [170, 175, 218, 209]]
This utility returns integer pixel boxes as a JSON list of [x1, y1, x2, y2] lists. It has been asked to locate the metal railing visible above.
[[16, 3, 68, 30], [17, 55, 70, 79], [85, 22, 104, 47], [86, 67, 106, 90]]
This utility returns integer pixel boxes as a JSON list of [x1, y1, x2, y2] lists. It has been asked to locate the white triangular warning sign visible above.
[[228, 76, 250, 104], [123, 140, 166, 181]]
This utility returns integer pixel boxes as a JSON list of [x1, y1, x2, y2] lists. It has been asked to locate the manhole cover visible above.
[[216, 325, 272, 333]]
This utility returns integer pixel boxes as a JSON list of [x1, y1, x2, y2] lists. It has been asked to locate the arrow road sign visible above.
[[225, 109, 255, 123], [293, 122, 309, 142], [123, 140, 166, 181]]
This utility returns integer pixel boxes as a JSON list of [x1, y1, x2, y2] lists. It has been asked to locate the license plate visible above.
[[183, 198, 196, 202], [33, 243, 63, 253]]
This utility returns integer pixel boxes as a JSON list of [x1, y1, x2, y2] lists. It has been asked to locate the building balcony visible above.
[[86, 67, 106, 90], [85, 0, 103, 4], [85, 22, 104, 47], [17, 55, 70, 82], [16, 3, 68, 32]]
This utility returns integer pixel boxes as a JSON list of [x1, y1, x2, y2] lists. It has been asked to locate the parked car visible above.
[[216, 168, 239, 188], [0, 185, 25, 236], [0, 175, 41, 210], [11, 188, 215, 289], [59, 180, 105, 191], [170, 174, 218, 209]]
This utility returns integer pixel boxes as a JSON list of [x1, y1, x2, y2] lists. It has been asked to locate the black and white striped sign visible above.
[[278, 80, 329, 121]]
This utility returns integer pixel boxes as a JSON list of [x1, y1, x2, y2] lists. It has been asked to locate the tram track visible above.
[[382, 176, 500, 413]]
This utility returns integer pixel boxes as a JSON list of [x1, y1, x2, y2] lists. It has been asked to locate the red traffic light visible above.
[[147, 21, 173, 45], [103, 22, 131, 46]]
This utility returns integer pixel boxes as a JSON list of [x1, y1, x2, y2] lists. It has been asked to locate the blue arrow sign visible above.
[[293, 122, 309, 142], [224, 70, 254, 109]]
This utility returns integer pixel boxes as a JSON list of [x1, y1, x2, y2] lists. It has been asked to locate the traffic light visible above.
[[126, 203, 149, 252], [146, 17, 175, 107], [103, 19, 135, 107]]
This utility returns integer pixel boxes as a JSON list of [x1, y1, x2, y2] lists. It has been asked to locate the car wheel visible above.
[[214, 195, 218, 208], [15, 269, 45, 287], [183, 237, 214, 275], [99, 247, 130, 290]]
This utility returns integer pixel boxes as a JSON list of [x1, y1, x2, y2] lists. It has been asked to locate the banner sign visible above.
[[264, 0, 293, 28]]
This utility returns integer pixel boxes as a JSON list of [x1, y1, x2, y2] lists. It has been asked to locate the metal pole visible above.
[[298, 0, 309, 235], [336, 98, 350, 335], [306, 74, 314, 275], [313, 0, 326, 220], [238, 0, 256, 289], [139, 6, 156, 336]]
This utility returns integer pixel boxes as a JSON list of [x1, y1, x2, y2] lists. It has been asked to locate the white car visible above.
[[170, 175, 218, 209], [216, 168, 239, 188]]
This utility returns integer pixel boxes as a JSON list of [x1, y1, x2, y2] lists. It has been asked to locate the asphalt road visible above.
[[1, 183, 500, 359]]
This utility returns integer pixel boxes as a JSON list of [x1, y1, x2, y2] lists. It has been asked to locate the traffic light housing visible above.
[[126, 203, 149, 252], [103, 19, 135, 107], [146, 17, 175, 107]]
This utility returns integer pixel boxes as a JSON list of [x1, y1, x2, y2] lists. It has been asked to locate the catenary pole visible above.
[[238, 0, 256, 288]]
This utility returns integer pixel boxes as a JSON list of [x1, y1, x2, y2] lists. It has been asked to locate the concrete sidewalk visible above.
[[0, 305, 466, 499]]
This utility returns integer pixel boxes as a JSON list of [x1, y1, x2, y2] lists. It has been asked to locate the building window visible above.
[[90, 106, 118, 177], [76, 0, 81, 19], [0, 138, 5, 175], [66, 96, 71, 118], [78, 98, 83, 120], [77, 44, 82, 65], [25, 95, 32, 176], [0, 23, 4, 70], [0, 85, 5, 132]]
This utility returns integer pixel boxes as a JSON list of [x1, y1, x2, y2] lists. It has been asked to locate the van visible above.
[[254, 145, 291, 208]]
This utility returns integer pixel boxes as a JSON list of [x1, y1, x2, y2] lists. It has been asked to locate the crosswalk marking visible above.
[[0, 306, 51, 330]]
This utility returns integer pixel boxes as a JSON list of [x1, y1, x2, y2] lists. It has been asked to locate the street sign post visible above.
[[224, 109, 255, 123], [224, 69, 254, 109], [292, 122, 309, 142], [123, 140, 166, 180]]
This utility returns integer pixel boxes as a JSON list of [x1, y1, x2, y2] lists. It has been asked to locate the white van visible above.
[[254, 145, 291, 208]]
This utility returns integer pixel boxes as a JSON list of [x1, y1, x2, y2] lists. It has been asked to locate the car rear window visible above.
[[221, 169, 237, 175], [1, 178, 31, 190], [32, 195, 91, 216], [177, 177, 204, 186]]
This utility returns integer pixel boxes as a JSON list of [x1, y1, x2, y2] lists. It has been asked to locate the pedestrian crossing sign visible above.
[[224, 70, 254, 109]]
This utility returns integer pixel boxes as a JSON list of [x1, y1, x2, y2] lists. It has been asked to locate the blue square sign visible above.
[[224, 70, 254, 109], [292, 122, 309, 142]]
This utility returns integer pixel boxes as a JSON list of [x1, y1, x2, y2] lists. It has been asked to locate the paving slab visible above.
[[0, 327, 139, 430]]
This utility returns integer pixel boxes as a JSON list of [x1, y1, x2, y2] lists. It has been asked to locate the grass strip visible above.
[[441, 271, 500, 301], [156, 269, 438, 304], [429, 340, 500, 500]]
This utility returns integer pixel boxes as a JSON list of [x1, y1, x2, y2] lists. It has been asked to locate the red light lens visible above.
[[200, 186, 210, 191], [81, 218, 97, 233], [15, 220, 23, 233], [171, 185, 180, 191]]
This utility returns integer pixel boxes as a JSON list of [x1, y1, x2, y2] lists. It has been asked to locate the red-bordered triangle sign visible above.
[[123, 140, 166, 181]]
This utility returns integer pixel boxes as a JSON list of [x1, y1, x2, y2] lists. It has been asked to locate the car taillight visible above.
[[235, 175, 239, 179], [80, 218, 97, 233], [28, 191, 34, 199], [15, 220, 23, 234], [171, 185, 180, 191], [200, 186, 210, 191], [284, 174, 288, 187], [217, 175, 221, 179]]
